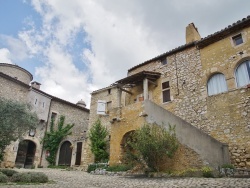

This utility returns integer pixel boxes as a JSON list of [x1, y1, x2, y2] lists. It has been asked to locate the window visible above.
[[97, 100, 106, 115], [106, 101, 112, 114], [207, 73, 228, 96], [235, 60, 250, 87], [51, 112, 57, 121], [161, 58, 167, 65], [232, 34, 243, 46], [108, 89, 111, 94], [162, 81, 171, 103]]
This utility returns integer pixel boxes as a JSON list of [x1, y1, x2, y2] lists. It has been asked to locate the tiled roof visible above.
[[0, 72, 89, 112], [114, 71, 161, 85], [128, 42, 195, 72], [197, 15, 250, 48], [128, 15, 250, 72]]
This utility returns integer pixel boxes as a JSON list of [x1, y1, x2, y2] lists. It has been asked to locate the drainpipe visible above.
[[175, 54, 179, 96], [39, 98, 52, 166]]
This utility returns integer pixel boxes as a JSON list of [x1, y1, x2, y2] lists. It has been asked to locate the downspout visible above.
[[175, 54, 179, 96], [39, 97, 52, 166]]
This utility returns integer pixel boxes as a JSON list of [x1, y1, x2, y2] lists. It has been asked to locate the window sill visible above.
[[162, 100, 172, 104]]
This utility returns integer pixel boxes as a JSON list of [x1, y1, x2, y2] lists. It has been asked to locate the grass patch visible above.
[[106, 165, 132, 172]]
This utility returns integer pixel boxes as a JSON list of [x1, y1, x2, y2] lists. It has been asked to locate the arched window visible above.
[[235, 60, 250, 87], [207, 73, 228, 96]]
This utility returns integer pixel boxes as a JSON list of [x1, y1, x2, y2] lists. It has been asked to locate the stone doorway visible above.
[[15, 140, 36, 168], [75, 142, 82, 165], [58, 141, 72, 166]]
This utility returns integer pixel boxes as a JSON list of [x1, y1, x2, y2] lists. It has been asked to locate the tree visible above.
[[42, 116, 74, 165], [89, 119, 109, 163], [0, 98, 38, 161], [124, 123, 179, 172]]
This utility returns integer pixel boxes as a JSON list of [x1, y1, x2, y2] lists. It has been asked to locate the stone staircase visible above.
[[142, 99, 230, 168]]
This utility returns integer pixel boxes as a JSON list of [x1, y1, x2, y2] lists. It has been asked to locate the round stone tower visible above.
[[0, 63, 33, 84]]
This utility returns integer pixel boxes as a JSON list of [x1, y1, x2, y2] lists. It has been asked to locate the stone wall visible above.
[[198, 26, 250, 168], [0, 63, 32, 84], [42, 100, 89, 167]]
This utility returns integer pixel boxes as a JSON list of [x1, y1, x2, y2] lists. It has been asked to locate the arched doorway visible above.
[[58, 141, 72, 166], [120, 131, 136, 163], [15, 140, 36, 168]]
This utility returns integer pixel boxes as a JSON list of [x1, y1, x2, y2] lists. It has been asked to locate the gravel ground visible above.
[[1, 168, 250, 188]]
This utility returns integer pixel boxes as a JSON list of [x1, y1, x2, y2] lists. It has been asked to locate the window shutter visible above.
[[97, 100, 106, 115]]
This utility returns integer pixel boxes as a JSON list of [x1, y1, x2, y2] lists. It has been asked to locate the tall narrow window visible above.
[[162, 81, 171, 103], [51, 112, 57, 121], [235, 60, 250, 87], [207, 73, 228, 96]]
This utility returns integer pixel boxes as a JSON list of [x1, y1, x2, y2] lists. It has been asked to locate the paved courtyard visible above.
[[2, 168, 250, 188]]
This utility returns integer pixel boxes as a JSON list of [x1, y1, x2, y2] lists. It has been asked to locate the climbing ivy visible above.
[[42, 116, 74, 165]]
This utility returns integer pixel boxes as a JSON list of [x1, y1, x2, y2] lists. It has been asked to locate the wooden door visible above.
[[75, 142, 82, 165], [58, 141, 72, 166]]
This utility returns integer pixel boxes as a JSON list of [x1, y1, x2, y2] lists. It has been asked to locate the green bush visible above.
[[221, 164, 235, 169], [106, 165, 132, 172], [202, 166, 214, 178], [0, 168, 18, 177], [0, 172, 8, 183], [12, 172, 48, 183]]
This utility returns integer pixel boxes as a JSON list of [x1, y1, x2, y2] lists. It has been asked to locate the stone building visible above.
[[86, 16, 250, 170], [0, 63, 89, 168]]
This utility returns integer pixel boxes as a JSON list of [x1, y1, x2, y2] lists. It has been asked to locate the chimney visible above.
[[186, 23, 201, 44], [31, 81, 41, 90]]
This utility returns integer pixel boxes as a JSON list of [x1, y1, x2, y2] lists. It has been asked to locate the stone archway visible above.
[[58, 141, 72, 166], [15, 140, 36, 168], [120, 130, 136, 163]]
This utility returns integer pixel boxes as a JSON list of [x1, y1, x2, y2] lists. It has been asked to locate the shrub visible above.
[[0, 172, 8, 183], [124, 123, 178, 172], [106, 165, 132, 172], [89, 119, 109, 163], [221, 164, 235, 169], [0, 168, 18, 177], [12, 172, 48, 183], [202, 166, 214, 178]]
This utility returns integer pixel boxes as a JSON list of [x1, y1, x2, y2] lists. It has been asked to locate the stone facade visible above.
[[88, 16, 250, 170], [0, 64, 89, 168]]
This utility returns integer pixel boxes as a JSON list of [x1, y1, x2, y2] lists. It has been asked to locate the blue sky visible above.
[[0, 0, 250, 107]]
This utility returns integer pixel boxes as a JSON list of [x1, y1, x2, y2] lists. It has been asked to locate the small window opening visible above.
[[51, 112, 57, 121], [161, 58, 168, 65], [232, 34, 243, 46], [34, 99, 38, 105], [162, 81, 171, 103], [108, 89, 111, 94]]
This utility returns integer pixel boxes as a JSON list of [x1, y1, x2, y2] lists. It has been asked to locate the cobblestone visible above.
[[2, 168, 250, 188]]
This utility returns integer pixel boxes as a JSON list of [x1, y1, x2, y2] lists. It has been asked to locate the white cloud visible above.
[[0, 48, 12, 64], [10, 0, 250, 107]]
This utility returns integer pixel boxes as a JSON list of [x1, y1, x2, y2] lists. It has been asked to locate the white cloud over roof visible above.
[[1, 0, 250, 107]]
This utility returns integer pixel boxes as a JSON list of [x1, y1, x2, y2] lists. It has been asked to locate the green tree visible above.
[[89, 119, 109, 163], [42, 116, 74, 165], [125, 123, 179, 172], [0, 98, 38, 161]]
